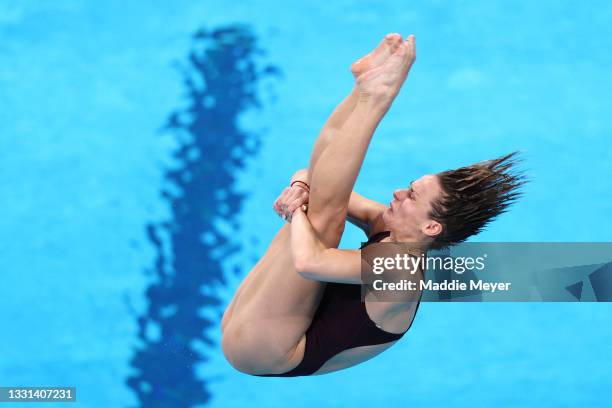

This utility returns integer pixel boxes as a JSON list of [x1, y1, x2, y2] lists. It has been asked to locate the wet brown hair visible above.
[[429, 152, 527, 249]]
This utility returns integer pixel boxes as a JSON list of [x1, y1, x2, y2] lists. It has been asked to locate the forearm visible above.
[[290, 208, 325, 272], [347, 192, 386, 234], [290, 209, 362, 284], [347, 191, 384, 218]]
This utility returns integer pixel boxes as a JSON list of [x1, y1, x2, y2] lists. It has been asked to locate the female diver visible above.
[[221, 33, 525, 376]]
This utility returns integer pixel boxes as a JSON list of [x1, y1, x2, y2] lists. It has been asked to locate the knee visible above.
[[221, 321, 295, 375], [221, 305, 233, 334], [221, 323, 255, 374], [221, 325, 246, 372]]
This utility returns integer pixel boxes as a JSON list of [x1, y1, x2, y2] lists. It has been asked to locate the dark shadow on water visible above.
[[126, 25, 280, 407]]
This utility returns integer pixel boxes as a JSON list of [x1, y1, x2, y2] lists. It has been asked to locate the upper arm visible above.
[[347, 192, 387, 234], [295, 248, 365, 284]]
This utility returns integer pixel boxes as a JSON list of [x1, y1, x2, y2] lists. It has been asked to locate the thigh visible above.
[[228, 223, 325, 331], [222, 223, 295, 331], [223, 212, 347, 374], [221, 226, 283, 324], [222, 223, 327, 373]]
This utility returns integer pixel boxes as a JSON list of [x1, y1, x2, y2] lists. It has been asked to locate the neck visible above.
[[388, 230, 432, 253]]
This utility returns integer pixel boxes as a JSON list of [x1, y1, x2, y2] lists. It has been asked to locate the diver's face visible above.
[[383, 174, 443, 240]]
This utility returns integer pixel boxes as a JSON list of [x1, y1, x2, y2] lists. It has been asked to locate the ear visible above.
[[421, 220, 443, 238]]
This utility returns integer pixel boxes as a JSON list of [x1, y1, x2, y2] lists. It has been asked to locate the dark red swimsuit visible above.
[[257, 231, 422, 377]]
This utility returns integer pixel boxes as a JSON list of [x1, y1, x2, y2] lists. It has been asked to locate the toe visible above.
[[386, 33, 399, 45], [385, 43, 408, 67], [394, 43, 407, 57], [389, 35, 402, 51], [405, 35, 416, 56]]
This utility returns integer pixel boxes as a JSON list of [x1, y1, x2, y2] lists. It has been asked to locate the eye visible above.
[[408, 181, 416, 200]]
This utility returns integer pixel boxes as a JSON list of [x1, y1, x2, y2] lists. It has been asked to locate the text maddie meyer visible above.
[[372, 279, 511, 293]]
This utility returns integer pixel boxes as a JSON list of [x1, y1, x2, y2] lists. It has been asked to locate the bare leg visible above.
[[220, 87, 359, 335], [220, 34, 404, 333], [222, 35, 412, 375], [310, 34, 403, 172]]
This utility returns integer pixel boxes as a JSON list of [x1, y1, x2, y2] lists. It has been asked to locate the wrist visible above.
[[290, 168, 308, 183], [290, 180, 310, 193]]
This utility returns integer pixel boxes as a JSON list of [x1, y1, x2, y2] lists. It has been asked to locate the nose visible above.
[[393, 189, 406, 200]]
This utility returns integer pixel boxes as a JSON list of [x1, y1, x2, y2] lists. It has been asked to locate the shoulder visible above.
[[362, 240, 425, 268], [362, 246, 424, 295]]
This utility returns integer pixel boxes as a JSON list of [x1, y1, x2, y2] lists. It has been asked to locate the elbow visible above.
[[292, 252, 317, 280], [292, 254, 309, 277]]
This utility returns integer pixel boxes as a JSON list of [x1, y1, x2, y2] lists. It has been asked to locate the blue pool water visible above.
[[1, 1, 611, 407]]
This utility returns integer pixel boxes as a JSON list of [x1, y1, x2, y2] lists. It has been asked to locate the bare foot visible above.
[[357, 35, 416, 101], [350, 33, 403, 79]]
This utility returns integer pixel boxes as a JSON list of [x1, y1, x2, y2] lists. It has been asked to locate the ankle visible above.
[[357, 89, 394, 113]]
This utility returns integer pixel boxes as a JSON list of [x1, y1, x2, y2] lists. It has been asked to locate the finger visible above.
[[290, 192, 308, 209], [280, 186, 290, 197], [296, 191, 309, 206], [275, 197, 287, 214], [286, 201, 300, 214], [290, 199, 309, 216], [285, 194, 302, 212], [275, 189, 288, 211], [279, 187, 291, 202], [288, 187, 303, 201], [297, 188, 309, 200]]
